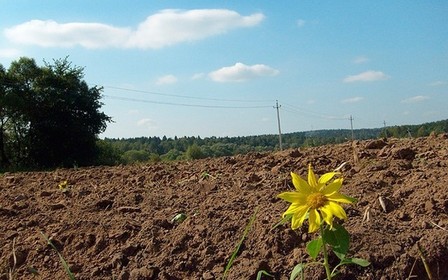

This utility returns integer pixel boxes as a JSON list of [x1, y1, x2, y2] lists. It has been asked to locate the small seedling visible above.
[[40, 232, 75, 280], [222, 207, 259, 280], [171, 213, 187, 224]]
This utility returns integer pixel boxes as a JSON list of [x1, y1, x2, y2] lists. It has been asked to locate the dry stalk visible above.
[[406, 258, 418, 280], [362, 206, 371, 224], [378, 196, 387, 212], [8, 238, 17, 280], [430, 221, 447, 231], [417, 243, 433, 280]]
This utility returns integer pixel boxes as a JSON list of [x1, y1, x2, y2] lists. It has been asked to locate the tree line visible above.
[[102, 119, 448, 164], [2, 57, 447, 170]]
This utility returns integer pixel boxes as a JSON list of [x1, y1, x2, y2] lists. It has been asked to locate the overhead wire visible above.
[[101, 85, 274, 103], [96, 84, 275, 109], [281, 102, 348, 121], [103, 94, 273, 109]]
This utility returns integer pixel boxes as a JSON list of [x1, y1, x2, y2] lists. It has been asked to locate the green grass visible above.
[[222, 207, 259, 280], [40, 232, 75, 280]]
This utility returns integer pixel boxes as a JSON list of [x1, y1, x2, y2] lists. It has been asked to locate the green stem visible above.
[[320, 224, 332, 280]]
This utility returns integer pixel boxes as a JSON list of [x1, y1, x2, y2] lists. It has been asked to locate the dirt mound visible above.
[[1, 135, 448, 280]]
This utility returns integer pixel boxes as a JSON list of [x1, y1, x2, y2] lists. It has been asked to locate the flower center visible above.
[[307, 193, 328, 209]]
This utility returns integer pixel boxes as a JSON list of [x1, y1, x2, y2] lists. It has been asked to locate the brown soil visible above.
[[1, 135, 448, 280]]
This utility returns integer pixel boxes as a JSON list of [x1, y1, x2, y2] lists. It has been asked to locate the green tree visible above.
[[121, 150, 150, 164], [1, 57, 111, 169], [185, 143, 204, 160], [95, 139, 121, 166]]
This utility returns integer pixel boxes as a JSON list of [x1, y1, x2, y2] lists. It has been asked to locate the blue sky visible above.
[[1, 1, 447, 138]]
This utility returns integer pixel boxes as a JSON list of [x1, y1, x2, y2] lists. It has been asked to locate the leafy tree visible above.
[[121, 150, 150, 164], [185, 144, 204, 160], [95, 139, 121, 166], [1, 57, 111, 169], [161, 148, 183, 161]]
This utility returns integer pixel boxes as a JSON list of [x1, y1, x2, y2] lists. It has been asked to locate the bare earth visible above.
[[1, 135, 448, 280]]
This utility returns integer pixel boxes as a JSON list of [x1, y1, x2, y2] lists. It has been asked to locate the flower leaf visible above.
[[341, 257, 371, 267], [306, 237, 323, 259], [290, 263, 306, 280], [323, 224, 350, 260]]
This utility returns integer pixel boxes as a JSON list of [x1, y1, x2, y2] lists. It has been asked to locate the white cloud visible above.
[[297, 19, 306, 27], [191, 73, 205, 80], [307, 99, 315, 104], [401, 95, 430, 103], [341, 97, 364, 104], [137, 118, 157, 130], [5, 20, 130, 48], [429, 80, 447, 87], [209, 62, 279, 82], [0, 48, 21, 58], [128, 9, 264, 49], [128, 109, 140, 115], [156, 74, 178, 85], [353, 56, 369, 64], [343, 70, 390, 83], [4, 9, 265, 49]]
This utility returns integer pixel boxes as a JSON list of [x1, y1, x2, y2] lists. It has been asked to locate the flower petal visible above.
[[322, 178, 343, 195], [278, 191, 307, 203], [325, 201, 348, 220], [327, 192, 356, 204], [318, 172, 341, 185], [307, 164, 318, 190], [291, 172, 312, 194], [290, 205, 310, 229], [308, 209, 321, 233], [283, 203, 308, 217], [319, 206, 334, 227]]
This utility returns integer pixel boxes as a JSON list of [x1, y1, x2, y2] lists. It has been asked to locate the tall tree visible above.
[[2, 57, 111, 169]]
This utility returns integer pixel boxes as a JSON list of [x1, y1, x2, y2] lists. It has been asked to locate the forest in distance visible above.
[[99, 118, 448, 165]]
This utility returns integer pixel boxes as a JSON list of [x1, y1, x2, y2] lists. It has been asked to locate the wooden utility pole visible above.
[[349, 115, 354, 140], [275, 100, 283, 151]]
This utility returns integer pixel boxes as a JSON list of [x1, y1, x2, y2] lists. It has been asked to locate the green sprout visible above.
[[40, 232, 75, 280]]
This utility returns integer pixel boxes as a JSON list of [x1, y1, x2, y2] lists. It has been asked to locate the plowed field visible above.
[[1, 135, 448, 280]]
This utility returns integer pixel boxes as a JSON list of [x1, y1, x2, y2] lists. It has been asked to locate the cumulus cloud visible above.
[[191, 73, 205, 80], [4, 9, 264, 49], [209, 62, 279, 82], [341, 97, 364, 104], [297, 19, 306, 27], [429, 80, 447, 87], [343, 70, 389, 83], [401, 95, 430, 103], [156, 74, 178, 85], [137, 118, 157, 131], [128, 9, 264, 49], [5, 20, 130, 48], [353, 56, 369, 64], [0, 48, 21, 58]]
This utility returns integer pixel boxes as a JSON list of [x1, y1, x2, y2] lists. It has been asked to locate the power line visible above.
[[100, 85, 274, 103], [281, 103, 347, 120], [103, 94, 273, 109]]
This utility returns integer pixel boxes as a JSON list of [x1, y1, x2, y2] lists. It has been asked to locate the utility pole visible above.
[[274, 100, 283, 151], [349, 115, 354, 140], [383, 120, 387, 138]]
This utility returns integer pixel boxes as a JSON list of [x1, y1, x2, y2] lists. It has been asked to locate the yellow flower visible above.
[[278, 164, 355, 233], [58, 180, 68, 192]]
